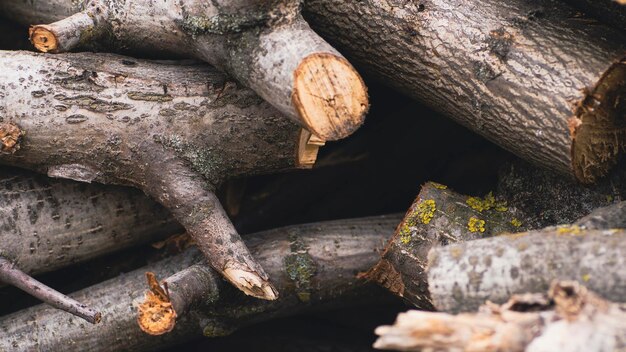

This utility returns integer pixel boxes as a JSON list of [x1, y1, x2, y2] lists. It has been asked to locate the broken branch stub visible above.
[[305, 0, 626, 182], [0, 51, 322, 300], [0, 215, 398, 351], [22, 0, 368, 140]]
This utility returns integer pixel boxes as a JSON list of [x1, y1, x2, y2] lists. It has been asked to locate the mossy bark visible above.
[[0, 50, 313, 299], [0, 215, 399, 352], [365, 182, 526, 309], [304, 0, 626, 182]]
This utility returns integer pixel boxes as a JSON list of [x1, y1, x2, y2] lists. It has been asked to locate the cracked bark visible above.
[[0, 215, 399, 351], [374, 281, 626, 352], [0, 51, 321, 299], [1, 0, 369, 140], [304, 0, 626, 182]]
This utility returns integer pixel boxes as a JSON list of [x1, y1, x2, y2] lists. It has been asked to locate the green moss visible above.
[[284, 233, 317, 303], [179, 12, 269, 38], [153, 134, 224, 184]]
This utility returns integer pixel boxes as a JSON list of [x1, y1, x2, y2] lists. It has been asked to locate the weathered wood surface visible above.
[[305, 0, 626, 182]]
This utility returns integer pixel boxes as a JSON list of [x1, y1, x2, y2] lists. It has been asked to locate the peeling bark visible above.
[[0, 51, 319, 299], [304, 0, 626, 182], [427, 228, 626, 313], [364, 182, 528, 309], [0, 167, 181, 276], [1, 0, 368, 140], [0, 215, 399, 352], [374, 281, 626, 352]]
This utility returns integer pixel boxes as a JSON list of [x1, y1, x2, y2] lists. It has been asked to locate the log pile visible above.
[[0, 0, 624, 351]]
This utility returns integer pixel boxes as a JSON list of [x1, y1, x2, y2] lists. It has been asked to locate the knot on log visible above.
[[0, 122, 24, 154]]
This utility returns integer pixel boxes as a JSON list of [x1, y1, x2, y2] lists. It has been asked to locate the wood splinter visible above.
[[21, 0, 369, 140], [0, 257, 101, 324]]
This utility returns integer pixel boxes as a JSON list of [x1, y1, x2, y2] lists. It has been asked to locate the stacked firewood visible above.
[[0, 0, 624, 350]]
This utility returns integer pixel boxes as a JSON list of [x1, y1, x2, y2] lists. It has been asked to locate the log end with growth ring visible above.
[[29, 25, 59, 53], [223, 266, 278, 300], [292, 53, 368, 141], [571, 58, 626, 183]]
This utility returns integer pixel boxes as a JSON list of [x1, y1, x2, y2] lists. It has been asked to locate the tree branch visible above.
[[0, 257, 101, 324], [0, 215, 400, 351], [304, 0, 626, 182], [13, 0, 369, 140], [0, 51, 319, 299]]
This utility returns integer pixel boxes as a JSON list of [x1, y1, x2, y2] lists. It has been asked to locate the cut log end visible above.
[[292, 53, 368, 141], [223, 266, 279, 301], [297, 129, 325, 168], [572, 58, 626, 183], [29, 25, 59, 53]]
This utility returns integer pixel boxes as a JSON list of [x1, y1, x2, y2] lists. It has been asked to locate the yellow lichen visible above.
[[416, 199, 436, 224], [511, 218, 522, 227], [431, 182, 448, 190], [582, 274, 591, 282], [606, 195, 614, 203], [399, 224, 412, 244], [466, 192, 507, 212], [468, 217, 486, 233], [556, 225, 583, 235]]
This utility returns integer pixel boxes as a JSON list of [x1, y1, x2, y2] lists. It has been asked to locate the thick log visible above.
[[0, 51, 321, 299], [374, 281, 626, 352], [304, 0, 626, 183], [0, 167, 180, 276], [574, 201, 626, 229], [0, 0, 368, 141], [427, 227, 626, 312], [0, 215, 399, 351]]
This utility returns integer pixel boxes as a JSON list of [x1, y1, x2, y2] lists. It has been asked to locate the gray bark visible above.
[[0, 215, 400, 352], [427, 228, 626, 313], [304, 0, 626, 182], [0, 50, 316, 299], [0, 167, 180, 276], [1, 0, 368, 140]]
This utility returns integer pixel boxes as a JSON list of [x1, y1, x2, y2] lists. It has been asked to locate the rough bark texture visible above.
[[0, 50, 317, 299], [496, 161, 626, 229], [365, 182, 526, 309], [574, 201, 626, 229], [0, 215, 399, 352], [0, 167, 181, 276], [427, 228, 626, 313], [564, 0, 626, 30], [374, 281, 626, 352], [304, 0, 626, 182], [1, 0, 368, 140]]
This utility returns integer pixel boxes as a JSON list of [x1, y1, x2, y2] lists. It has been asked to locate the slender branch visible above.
[[0, 257, 101, 324], [375, 281, 626, 351], [17, 0, 369, 140], [304, 0, 626, 182], [0, 51, 318, 299], [0, 215, 400, 351]]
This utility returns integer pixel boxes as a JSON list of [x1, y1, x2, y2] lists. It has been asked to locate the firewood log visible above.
[[563, 0, 626, 30], [0, 51, 323, 300], [0, 0, 369, 140], [374, 281, 626, 352], [0, 215, 399, 351], [304, 0, 626, 183]]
